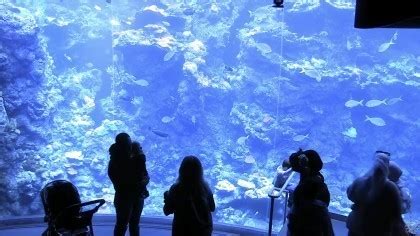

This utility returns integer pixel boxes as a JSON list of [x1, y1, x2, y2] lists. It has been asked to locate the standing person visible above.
[[163, 155, 216, 236], [286, 149, 334, 236], [346, 158, 404, 236], [108, 133, 147, 236]]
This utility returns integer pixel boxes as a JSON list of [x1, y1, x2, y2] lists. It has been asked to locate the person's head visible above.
[[131, 141, 142, 156], [115, 132, 132, 151], [303, 149, 323, 174], [388, 161, 402, 183], [290, 149, 323, 174], [178, 155, 204, 186], [282, 159, 291, 171]]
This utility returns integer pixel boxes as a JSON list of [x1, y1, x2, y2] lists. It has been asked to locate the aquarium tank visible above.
[[0, 0, 419, 232]]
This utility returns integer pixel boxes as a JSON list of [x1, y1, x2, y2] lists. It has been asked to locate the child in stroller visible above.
[[41, 180, 105, 236]]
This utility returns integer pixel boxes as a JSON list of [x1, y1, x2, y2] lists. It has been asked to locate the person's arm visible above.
[[163, 186, 176, 215], [140, 154, 150, 186], [206, 184, 216, 212], [277, 166, 292, 175], [108, 160, 119, 186]]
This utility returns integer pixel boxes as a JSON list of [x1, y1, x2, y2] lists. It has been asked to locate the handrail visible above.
[[268, 171, 297, 236]]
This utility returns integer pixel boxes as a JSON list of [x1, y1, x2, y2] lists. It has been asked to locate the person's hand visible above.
[[276, 166, 283, 174], [284, 167, 292, 174], [141, 175, 150, 185]]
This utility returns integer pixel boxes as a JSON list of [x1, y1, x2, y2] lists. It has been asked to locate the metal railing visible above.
[[268, 172, 296, 236]]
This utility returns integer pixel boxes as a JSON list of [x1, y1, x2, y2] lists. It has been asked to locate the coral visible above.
[[230, 102, 275, 143], [215, 179, 236, 193]]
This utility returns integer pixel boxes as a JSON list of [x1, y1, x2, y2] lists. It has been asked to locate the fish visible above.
[[300, 68, 322, 82], [110, 18, 120, 26], [46, 16, 56, 23], [149, 128, 169, 137], [112, 54, 119, 63], [244, 155, 256, 164], [342, 127, 357, 138], [256, 43, 272, 54], [56, 19, 71, 27], [365, 115, 386, 126], [262, 114, 274, 124], [345, 99, 363, 108], [236, 135, 249, 145], [64, 54, 72, 62], [94, 5, 102, 11], [161, 116, 174, 123], [67, 168, 78, 175], [163, 51, 175, 61], [346, 39, 352, 50], [365, 99, 387, 107], [10, 7, 21, 14], [132, 79, 149, 87], [387, 96, 403, 105], [106, 0, 111, 3], [224, 65, 234, 72], [378, 32, 398, 53], [85, 62, 94, 68], [131, 97, 142, 106], [293, 134, 309, 142], [183, 8, 195, 16], [191, 115, 197, 124]]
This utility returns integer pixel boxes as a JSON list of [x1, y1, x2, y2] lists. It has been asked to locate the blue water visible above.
[[0, 0, 419, 232]]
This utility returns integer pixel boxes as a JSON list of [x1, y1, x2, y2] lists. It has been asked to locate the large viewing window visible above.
[[0, 0, 419, 232]]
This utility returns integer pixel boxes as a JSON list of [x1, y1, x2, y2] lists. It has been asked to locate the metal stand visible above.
[[283, 190, 289, 225], [267, 172, 296, 236], [268, 189, 281, 236]]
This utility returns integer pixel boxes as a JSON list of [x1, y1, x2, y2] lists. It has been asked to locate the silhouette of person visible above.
[[346, 158, 404, 236], [163, 155, 216, 236], [287, 149, 334, 236], [131, 141, 150, 200], [108, 133, 148, 236]]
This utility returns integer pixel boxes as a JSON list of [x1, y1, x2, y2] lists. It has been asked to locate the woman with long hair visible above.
[[163, 155, 216, 236]]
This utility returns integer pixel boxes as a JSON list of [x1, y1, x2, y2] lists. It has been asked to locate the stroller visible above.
[[41, 180, 105, 236]]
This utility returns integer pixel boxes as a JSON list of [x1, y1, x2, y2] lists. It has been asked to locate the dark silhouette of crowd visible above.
[[43, 132, 411, 236]]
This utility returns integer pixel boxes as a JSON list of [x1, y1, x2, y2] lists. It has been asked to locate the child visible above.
[[131, 141, 150, 199], [273, 159, 293, 189], [388, 161, 411, 214]]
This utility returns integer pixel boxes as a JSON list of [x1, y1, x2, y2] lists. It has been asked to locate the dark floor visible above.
[[0, 215, 349, 236]]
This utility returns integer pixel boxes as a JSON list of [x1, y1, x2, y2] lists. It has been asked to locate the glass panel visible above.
[[0, 0, 419, 233]]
